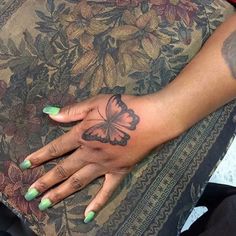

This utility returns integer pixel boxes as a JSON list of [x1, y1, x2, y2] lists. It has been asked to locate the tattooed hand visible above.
[[20, 94, 180, 223]]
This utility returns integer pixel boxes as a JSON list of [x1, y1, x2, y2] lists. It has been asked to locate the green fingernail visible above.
[[24, 188, 39, 201], [43, 106, 60, 116], [84, 211, 95, 224], [19, 160, 31, 170], [38, 198, 52, 211]]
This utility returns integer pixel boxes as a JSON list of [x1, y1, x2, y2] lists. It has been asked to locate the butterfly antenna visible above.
[[97, 107, 106, 121]]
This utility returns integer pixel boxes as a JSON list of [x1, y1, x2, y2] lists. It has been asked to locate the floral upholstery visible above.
[[0, 0, 235, 235]]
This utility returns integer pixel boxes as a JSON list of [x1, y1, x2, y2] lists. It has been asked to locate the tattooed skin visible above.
[[222, 30, 236, 79], [82, 94, 140, 146]]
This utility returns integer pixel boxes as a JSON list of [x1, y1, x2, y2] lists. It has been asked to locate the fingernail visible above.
[[38, 198, 52, 211], [24, 188, 39, 201], [84, 211, 95, 223], [19, 160, 31, 170], [43, 106, 60, 116]]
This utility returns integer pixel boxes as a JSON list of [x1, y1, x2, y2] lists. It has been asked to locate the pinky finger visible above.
[[84, 173, 125, 223]]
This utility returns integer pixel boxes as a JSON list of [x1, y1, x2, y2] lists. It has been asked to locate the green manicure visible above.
[[19, 160, 31, 170], [24, 188, 39, 201], [84, 211, 95, 224], [43, 106, 60, 116], [39, 198, 52, 211]]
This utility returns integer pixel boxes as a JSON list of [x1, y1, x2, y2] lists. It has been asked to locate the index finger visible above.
[[20, 124, 83, 170]]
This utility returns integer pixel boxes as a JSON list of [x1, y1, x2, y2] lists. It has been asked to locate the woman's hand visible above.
[[20, 93, 181, 223]]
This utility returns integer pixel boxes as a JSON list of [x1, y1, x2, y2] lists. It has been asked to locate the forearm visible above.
[[148, 13, 236, 139]]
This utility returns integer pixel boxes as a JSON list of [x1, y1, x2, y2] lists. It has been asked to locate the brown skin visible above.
[[23, 13, 236, 218]]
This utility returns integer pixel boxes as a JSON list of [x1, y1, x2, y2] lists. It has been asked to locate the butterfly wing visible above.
[[106, 94, 140, 130], [106, 94, 127, 120], [108, 124, 130, 146], [82, 121, 109, 144], [82, 121, 130, 146]]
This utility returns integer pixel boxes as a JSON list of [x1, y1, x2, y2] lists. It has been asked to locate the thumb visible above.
[[43, 98, 94, 123]]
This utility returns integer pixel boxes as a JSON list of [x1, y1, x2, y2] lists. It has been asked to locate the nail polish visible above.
[[24, 188, 39, 201], [84, 211, 95, 223], [43, 106, 60, 116], [19, 160, 31, 170], [39, 198, 52, 211]]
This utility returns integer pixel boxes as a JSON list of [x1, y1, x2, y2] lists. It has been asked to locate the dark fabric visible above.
[[0, 1, 235, 236], [0, 232, 12, 236], [0, 203, 16, 231], [197, 183, 236, 209], [200, 195, 236, 236], [181, 184, 236, 236], [0, 203, 36, 236]]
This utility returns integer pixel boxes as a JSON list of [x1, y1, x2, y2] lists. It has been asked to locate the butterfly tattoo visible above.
[[82, 94, 140, 146]]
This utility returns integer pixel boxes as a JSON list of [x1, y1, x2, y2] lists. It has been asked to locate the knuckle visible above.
[[72, 124, 83, 143], [48, 141, 61, 156], [102, 189, 112, 200], [51, 191, 62, 203], [96, 153, 111, 163], [54, 165, 68, 179], [73, 123, 80, 132], [92, 146, 102, 152], [30, 156, 40, 165], [93, 201, 103, 211], [36, 179, 48, 192], [92, 189, 111, 210], [63, 104, 74, 117], [77, 122, 85, 133], [70, 175, 83, 190]]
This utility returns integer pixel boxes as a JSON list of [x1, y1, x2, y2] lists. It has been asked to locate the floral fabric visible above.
[[0, 0, 235, 235]]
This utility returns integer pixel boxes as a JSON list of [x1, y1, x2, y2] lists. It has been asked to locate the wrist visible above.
[[139, 93, 186, 146]]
